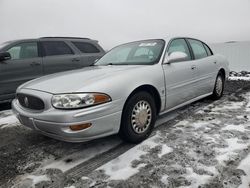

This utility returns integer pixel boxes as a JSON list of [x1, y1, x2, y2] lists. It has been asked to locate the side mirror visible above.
[[0, 52, 11, 61], [164, 51, 188, 64]]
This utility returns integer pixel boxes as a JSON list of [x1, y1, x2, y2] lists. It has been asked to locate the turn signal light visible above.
[[69, 123, 92, 131], [94, 94, 111, 103]]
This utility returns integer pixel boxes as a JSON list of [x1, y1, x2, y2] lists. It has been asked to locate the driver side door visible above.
[[0, 41, 43, 101], [163, 38, 198, 110]]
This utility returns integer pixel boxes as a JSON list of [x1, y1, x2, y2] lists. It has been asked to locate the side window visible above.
[[7, 42, 38, 60], [203, 43, 213, 56], [72, 42, 100, 53], [168, 39, 191, 61], [188, 39, 207, 59], [42, 41, 73, 56]]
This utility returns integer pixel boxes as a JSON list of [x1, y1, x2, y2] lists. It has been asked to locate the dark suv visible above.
[[0, 37, 105, 103]]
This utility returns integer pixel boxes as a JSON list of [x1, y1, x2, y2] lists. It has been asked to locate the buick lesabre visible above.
[[12, 37, 229, 143]]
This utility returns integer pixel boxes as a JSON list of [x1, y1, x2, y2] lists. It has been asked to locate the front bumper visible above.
[[12, 89, 123, 142]]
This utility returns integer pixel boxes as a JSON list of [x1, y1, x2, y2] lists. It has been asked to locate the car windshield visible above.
[[95, 39, 165, 66]]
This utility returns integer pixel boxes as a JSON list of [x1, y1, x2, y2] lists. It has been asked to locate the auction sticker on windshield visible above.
[[139, 42, 157, 47]]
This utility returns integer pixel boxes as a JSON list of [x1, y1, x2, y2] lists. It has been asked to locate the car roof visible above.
[[163, 36, 209, 44], [114, 36, 207, 45], [39, 37, 90, 40], [2, 37, 98, 43]]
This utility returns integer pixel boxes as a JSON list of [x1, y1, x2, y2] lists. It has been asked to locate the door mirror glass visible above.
[[0, 52, 11, 61], [164, 51, 188, 64]]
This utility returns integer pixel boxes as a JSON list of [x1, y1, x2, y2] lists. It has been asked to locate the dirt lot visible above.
[[0, 80, 250, 188]]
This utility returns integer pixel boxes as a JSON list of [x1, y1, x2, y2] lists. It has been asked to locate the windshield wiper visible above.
[[107, 63, 114, 65], [96, 62, 130, 66], [106, 62, 129, 65]]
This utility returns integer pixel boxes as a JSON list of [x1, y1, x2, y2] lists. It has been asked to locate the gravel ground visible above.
[[0, 80, 250, 188]]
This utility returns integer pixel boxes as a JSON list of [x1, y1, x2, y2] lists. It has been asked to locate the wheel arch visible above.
[[122, 84, 162, 116], [218, 68, 226, 80]]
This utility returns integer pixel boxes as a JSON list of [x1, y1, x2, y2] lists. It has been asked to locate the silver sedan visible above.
[[12, 37, 229, 143]]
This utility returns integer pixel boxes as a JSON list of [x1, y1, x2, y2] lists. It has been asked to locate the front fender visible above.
[[76, 64, 166, 113]]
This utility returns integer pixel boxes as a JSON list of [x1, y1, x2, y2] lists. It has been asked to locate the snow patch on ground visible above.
[[229, 76, 250, 81], [0, 111, 18, 128], [181, 167, 212, 188], [192, 121, 209, 129], [212, 101, 244, 111], [43, 140, 121, 172], [229, 71, 250, 81], [174, 120, 189, 127], [81, 176, 89, 180], [161, 175, 169, 185], [238, 153, 250, 188], [221, 124, 246, 132], [203, 134, 217, 143], [98, 132, 164, 180], [26, 175, 50, 186], [198, 164, 217, 175], [158, 144, 173, 158], [216, 138, 248, 163]]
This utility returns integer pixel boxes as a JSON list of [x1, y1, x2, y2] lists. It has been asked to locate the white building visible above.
[[210, 41, 250, 72]]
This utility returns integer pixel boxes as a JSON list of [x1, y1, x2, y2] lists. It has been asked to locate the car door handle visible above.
[[30, 62, 41, 66], [191, 65, 196, 70], [214, 61, 217, 64], [72, 58, 80, 62]]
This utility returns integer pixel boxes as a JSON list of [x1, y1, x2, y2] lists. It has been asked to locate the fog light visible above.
[[69, 123, 92, 131]]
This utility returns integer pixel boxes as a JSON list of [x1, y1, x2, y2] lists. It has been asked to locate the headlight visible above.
[[51, 93, 111, 109]]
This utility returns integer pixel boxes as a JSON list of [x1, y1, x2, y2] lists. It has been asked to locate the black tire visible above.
[[119, 91, 157, 143], [211, 73, 225, 100]]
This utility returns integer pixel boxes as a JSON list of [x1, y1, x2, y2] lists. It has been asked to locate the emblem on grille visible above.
[[24, 97, 29, 107]]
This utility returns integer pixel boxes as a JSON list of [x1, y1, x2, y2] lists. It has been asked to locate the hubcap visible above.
[[216, 76, 223, 95], [131, 100, 152, 134]]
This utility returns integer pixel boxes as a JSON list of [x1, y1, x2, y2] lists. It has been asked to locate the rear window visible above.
[[188, 39, 208, 59], [42, 41, 74, 56], [203, 43, 213, 56], [72, 42, 100, 53]]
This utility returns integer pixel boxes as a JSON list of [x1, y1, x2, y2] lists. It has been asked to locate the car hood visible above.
[[21, 65, 142, 94]]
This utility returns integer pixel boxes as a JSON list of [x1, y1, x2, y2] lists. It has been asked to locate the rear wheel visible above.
[[119, 91, 157, 143], [211, 73, 225, 100]]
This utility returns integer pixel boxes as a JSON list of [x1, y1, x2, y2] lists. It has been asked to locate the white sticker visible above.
[[139, 42, 157, 47]]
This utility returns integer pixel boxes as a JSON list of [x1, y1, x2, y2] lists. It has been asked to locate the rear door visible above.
[[0, 41, 43, 100], [187, 39, 217, 96], [41, 40, 82, 75], [163, 38, 197, 110], [71, 41, 105, 67]]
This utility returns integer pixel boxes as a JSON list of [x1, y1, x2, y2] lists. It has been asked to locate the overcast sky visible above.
[[0, 0, 250, 49]]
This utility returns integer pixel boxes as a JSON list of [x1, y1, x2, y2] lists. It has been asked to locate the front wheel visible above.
[[119, 91, 157, 143], [211, 73, 225, 100]]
